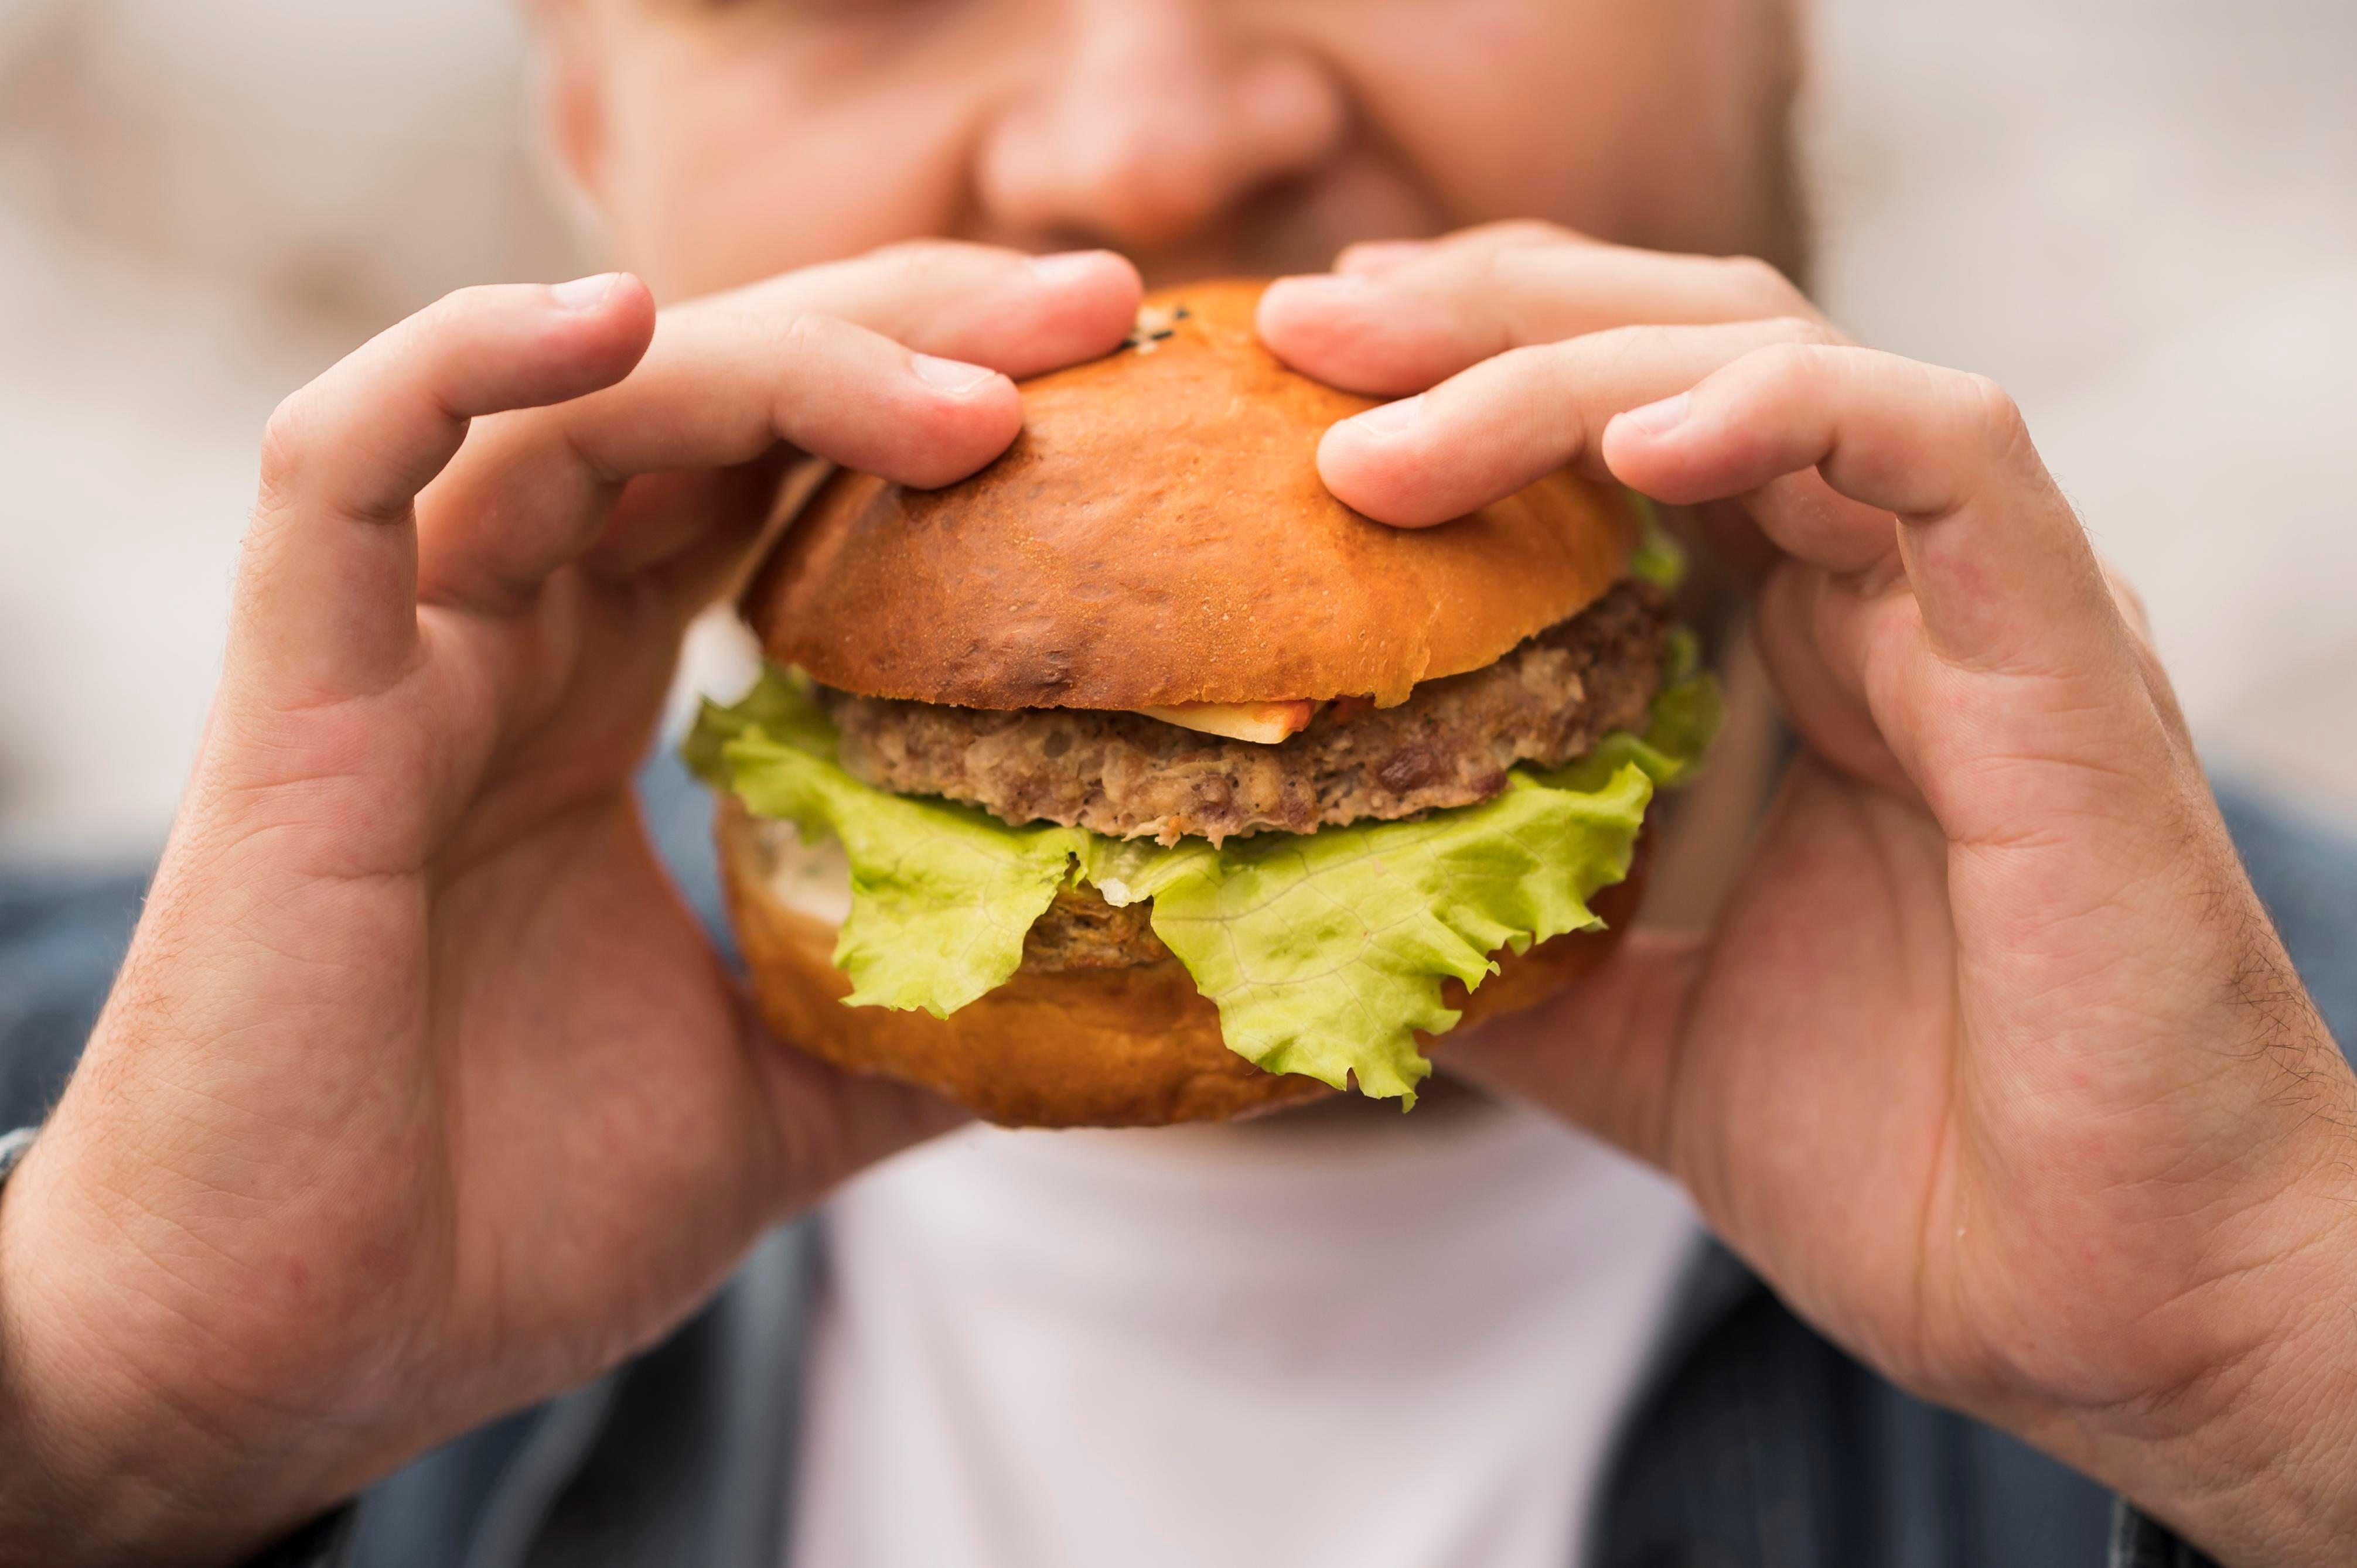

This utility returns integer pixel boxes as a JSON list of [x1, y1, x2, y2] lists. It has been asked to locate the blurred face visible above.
[[538, 0, 1803, 301]]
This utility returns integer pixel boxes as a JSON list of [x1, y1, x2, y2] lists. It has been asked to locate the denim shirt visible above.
[[6, 763, 2349, 1568]]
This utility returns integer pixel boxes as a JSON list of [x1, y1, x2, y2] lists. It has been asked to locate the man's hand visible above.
[[1261, 225, 2357, 1567], [0, 243, 1142, 1566]]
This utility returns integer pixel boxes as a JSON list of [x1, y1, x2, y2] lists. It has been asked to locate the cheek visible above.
[[596, 36, 990, 299]]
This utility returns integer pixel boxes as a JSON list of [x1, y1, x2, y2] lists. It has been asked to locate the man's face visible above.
[[542, 0, 1801, 300]]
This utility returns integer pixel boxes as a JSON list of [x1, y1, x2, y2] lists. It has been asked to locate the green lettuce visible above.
[[690, 654, 1717, 1106], [1625, 492, 1690, 591]]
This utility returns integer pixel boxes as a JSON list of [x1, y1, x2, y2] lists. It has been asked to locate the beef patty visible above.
[[741, 809, 1176, 974], [824, 579, 1670, 846], [1024, 882, 1172, 972]]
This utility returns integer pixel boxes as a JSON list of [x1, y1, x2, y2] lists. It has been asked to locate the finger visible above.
[[421, 314, 1021, 613], [1332, 219, 1566, 275], [1599, 344, 2117, 678], [231, 275, 654, 703], [1263, 230, 1819, 395], [2099, 556, 2194, 746], [1747, 563, 1919, 802], [579, 454, 798, 599], [1329, 221, 1579, 280], [1604, 346, 2200, 857], [752, 1016, 970, 1207], [1442, 930, 1704, 1170], [732, 242, 1145, 380], [1317, 317, 1841, 527], [417, 246, 1141, 614], [1331, 238, 1435, 276]]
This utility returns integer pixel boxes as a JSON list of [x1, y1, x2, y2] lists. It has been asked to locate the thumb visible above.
[[1441, 929, 1701, 1169]]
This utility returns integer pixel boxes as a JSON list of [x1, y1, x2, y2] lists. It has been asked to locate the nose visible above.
[[975, 0, 1347, 251]]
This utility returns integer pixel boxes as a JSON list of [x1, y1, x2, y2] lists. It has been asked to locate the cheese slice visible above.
[[1135, 699, 1317, 744]]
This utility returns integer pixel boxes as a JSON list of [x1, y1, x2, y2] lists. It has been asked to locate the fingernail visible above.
[[1619, 392, 1691, 435], [912, 353, 1000, 395], [1026, 250, 1112, 287], [1347, 394, 1426, 439], [550, 272, 623, 310]]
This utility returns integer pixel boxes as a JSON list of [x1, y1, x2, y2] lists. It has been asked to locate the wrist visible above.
[[0, 1133, 308, 1567], [2073, 1152, 2357, 1567], [2119, 1323, 2357, 1568]]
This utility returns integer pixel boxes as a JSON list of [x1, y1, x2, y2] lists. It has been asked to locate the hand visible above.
[[0, 244, 1142, 1566], [1261, 226, 2357, 1567]]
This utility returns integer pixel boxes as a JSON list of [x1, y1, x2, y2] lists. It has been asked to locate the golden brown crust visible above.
[[745, 279, 1640, 710], [717, 799, 1647, 1128]]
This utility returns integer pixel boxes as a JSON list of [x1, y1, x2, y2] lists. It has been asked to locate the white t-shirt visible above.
[[787, 1094, 1697, 1568]]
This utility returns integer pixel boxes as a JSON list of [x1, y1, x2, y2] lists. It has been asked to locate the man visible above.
[[1, 2, 2353, 1564]]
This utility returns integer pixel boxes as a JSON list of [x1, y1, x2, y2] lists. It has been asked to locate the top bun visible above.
[[745, 278, 1639, 710]]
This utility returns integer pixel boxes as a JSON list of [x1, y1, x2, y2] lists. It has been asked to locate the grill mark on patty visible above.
[[823, 579, 1670, 847]]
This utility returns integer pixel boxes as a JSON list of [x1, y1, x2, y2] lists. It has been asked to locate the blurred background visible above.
[[1, 0, 2351, 860]]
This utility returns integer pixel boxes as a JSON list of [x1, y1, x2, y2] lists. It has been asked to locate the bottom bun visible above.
[[717, 799, 1647, 1128]]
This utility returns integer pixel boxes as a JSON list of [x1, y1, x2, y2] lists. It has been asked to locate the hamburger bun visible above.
[[718, 801, 1649, 1128], [718, 277, 1664, 1128], [744, 278, 1640, 710]]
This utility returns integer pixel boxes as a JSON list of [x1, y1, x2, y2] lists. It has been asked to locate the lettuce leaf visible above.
[[689, 655, 1717, 1106], [1625, 492, 1690, 591], [1070, 767, 1657, 1102], [691, 675, 1094, 1017]]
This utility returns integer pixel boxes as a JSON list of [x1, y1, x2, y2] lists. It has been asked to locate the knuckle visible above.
[[256, 391, 318, 504], [775, 310, 844, 360], [1752, 337, 1836, 388], [1476, 218, 1577, 249], [2102, 558, 2155, 636], [2119, 583, 2153, 633], [1487, 339, 1560, 393], [868, 237, 955, 264], [1766, 313, 1843, 347], [1581, 322, 1680, 371], [1715, 253, 1806, 316], [869, 237, 1002, 279], [431, 281, 494, 316], [411, 283, 496, 342], [1960, 372, 2030, 456]]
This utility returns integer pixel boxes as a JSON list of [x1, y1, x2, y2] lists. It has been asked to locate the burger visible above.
[[686, 279, 1715, 1128]]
